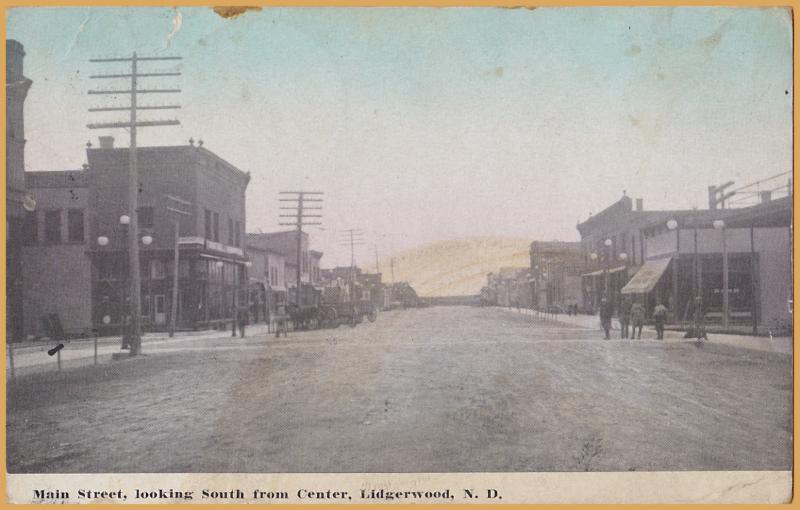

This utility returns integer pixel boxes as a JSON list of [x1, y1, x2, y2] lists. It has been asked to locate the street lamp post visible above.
[[668, 215, 701, 330], [603, 238, 612, 296], [617, 252, 628, 311], [667, 218, 680, 322], [97, 214, 152, 352], [713, 219, 728, 329]]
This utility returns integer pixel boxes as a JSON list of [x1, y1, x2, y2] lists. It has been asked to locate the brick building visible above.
[[530, 241, 582, 311], [6, 40, 33, 341], [85, 139, 250, 333], [22, 170, 92, 338], [248, 231, 311, 290], [246, 235, 288, 325], [576, 194, 696, 313]]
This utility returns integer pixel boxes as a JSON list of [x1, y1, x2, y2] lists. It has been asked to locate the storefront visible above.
[[631, 196, 790, 331]]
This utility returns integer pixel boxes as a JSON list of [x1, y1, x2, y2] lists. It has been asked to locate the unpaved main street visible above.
[[7, 306, 792, 473]]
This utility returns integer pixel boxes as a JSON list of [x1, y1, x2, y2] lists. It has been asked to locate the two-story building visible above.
[[576, 194, 694, 313], [86, 139, 251, 332], [246, 234, 288, 325], [530, 241, 582, 311], [21, 170, 92, 338], [21, 138, 251, 337]]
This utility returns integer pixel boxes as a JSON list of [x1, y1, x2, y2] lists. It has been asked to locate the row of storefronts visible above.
[[580, 194, 792, 332], [483, 192, 791, 334]]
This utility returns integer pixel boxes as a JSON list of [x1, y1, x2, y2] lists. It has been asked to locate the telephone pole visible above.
[[278, 191, 323, 305], [88, 53, 181, 356], [340, 229, 365, 282], [166, 195, 192, 338]]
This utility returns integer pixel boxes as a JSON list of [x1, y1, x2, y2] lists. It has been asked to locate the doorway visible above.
[[155, 295, 166, 325]]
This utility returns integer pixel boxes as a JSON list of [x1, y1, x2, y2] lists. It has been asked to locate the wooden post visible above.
[[57, 348, 61, 371], [721, 226, 729, 329], [169, 219, 180, 338], [94, 333, 98, 365], [751, 225, 758, 334], [672, 227, 680, 323]]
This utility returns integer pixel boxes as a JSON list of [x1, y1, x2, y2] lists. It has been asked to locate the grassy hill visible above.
[[371, 237, 532, 298]]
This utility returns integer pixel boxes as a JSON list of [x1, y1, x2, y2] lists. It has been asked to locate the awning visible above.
[[581, 265, 627, 277], [621, 257, 672, 294]]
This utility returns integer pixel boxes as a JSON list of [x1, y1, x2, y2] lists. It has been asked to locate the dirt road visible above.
[[7, 306, 791, 473]]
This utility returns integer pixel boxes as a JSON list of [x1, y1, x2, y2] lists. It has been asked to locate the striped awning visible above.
[[621, 257, 672, 294]]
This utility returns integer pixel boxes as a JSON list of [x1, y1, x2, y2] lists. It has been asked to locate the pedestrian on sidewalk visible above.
[[619, 297, 632, 339], [630, 300, 645, 339], [653, 301, 668, 340], [236, 304, 248, 338], [599, 297, 614, 340]]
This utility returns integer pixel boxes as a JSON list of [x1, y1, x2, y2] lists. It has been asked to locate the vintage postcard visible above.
[[4, 5, 794, 505]]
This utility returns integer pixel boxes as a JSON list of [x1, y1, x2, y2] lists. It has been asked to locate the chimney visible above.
[[635, 198, 643, 211], [98, 136, 114, 149], [760, 190, 772, 203]]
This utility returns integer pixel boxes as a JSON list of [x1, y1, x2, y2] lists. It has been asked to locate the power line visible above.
[[340, 228, 365, 282], [87, 52, 182, 356], [278, 191, 324, 305]]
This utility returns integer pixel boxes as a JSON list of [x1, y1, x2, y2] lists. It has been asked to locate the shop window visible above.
[[138, 206, 154, 229], [98, 259, 114, 280], [67, 209, 84, 243], [195, 260, 208, 280], [44, 210, 61, 244], [141, 296, 150, 318], [179, 259, 190, 278]]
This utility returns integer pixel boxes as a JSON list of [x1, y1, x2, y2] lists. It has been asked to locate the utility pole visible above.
[[278, 191, 323, 306], [340, 229, 365, 282], [374, 246, 380, 274], [88, 53, 181, 356], [340, 229, 365, 306], [166, 195, 192, 338]]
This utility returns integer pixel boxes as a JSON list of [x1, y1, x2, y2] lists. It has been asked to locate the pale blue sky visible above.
[[7, 7, 792, 266]]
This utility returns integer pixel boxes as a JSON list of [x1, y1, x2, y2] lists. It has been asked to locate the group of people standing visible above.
[[598, 296, 668, 340]]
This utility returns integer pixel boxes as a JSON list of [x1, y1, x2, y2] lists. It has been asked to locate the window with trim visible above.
[[235, 221, 241, 248], [204, 209, 212, 240], [44, 210, 61, 244], [138, 206, 154, 229], [228, 218, 234, 245], [67, 209, 84, 243], [213, 212, 220, 242]]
